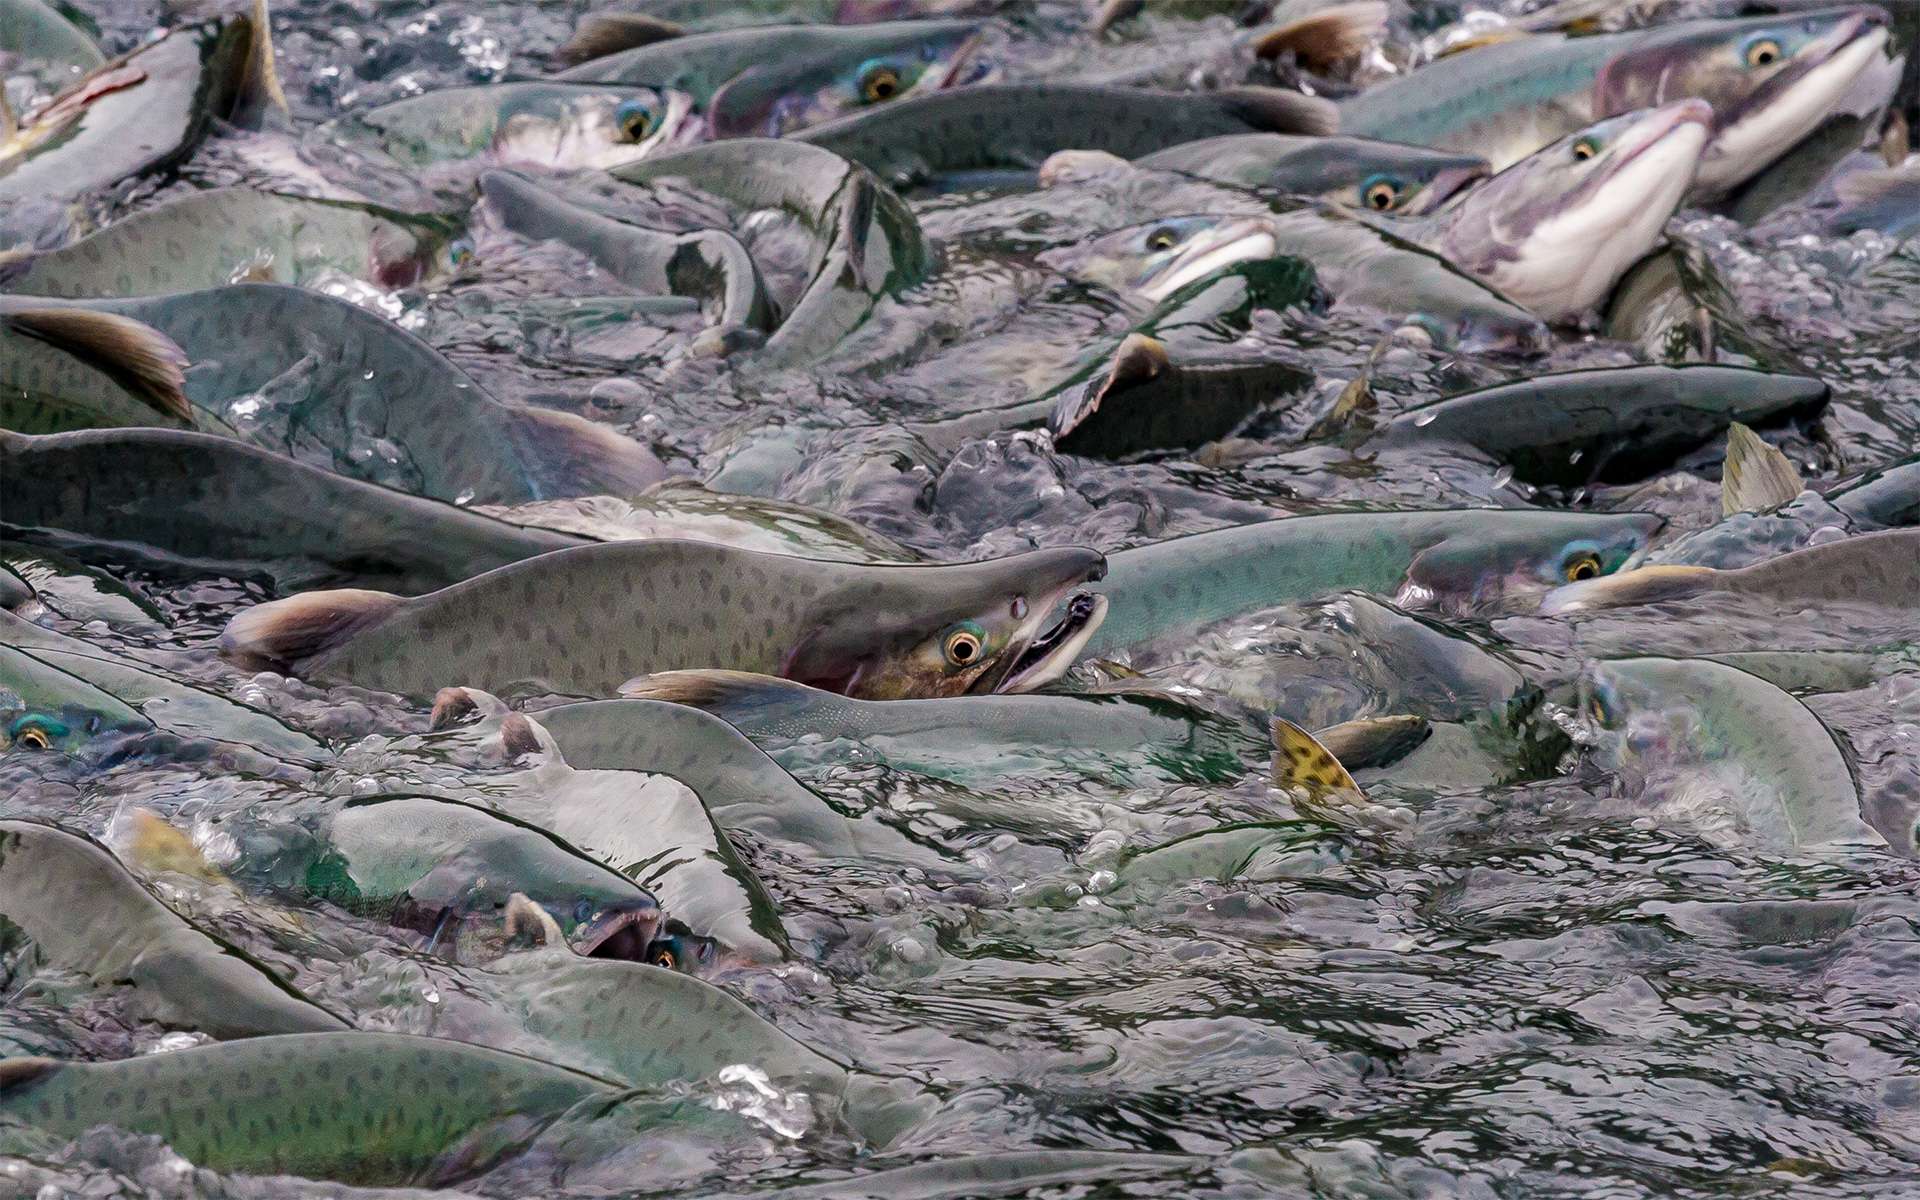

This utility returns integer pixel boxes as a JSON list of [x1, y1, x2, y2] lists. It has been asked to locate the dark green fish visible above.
[[479, 170, 771, 335], [0, 819, 348, 1037], [1340, 6, 1896, 195], [793, 84, 1337, 187], [557, 20, 984, 136], [221, 541, 1107, 701], [0, 1032, 622, 1184], [0, 285, 666, 504], [1376, 365, 1829, 487], [1543, 527, 1920, 613], [0, 188, 456, 297], [1829, 454, 1919, 528], [2, 609, 325, 762], [0, 5, 281, 247], [2, 428, 586, 593], [1088, 509, 1663, 655], [1046, 333, 1315, 459], [219, 793, 665, 963], [1133, 133, 1490, 215]]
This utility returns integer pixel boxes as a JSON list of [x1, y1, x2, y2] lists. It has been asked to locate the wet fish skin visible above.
[[323, 81, 699, 171], [1377, 365, 1829, 487], [1583, 656, 1880, 849], [1, 428, 587, 593], [0, 641, 151, 753], [0, 0, 103, 82], [1088, 509, 1664, 656], [0, 285, 666, 504], [1047, 334, 1316, 459], [0, 819, 349, 1037], [221, 540, 1107, 701], [1830, 454, 1919, 528], [0, 188, 455, 298], [1133, 133, 1490, 215], [794, 84, 1337, 187], [0, 1032, 620, 1184], [1542, 527, 1920, 613]]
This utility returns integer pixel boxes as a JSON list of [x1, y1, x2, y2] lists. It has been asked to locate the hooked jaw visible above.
[[574, 902, 664, 961], [970, 551, 1110, 695], [1135, 217, 1280, 304]]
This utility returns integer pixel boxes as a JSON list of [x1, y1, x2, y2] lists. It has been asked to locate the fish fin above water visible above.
[[1252, 1, 1388, 71], [1271, 717, 1363, 797], [1722, 422, 1804, 516], [619, 668, 811, 710], [234, 0, 289, 129], [1092, 0, 1144, 35], [0, 306, 191, 423], [1047, 333, 1168, 440], [1539, 563, 1719, 614], [1313, 715, 1431, 771], [115, 808, 225, 884], [1217, 86, 1339, 138], [500, 405, 667, 501], [1431, 26, 1532, 58], [220, 588, 404, 669], [0, 1058, 59, 1094], [496, 712, 545, 759], [553, 13, 685, 66]]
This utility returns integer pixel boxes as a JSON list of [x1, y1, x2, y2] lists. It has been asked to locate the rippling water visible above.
[[3, 1, 1919, 1197]]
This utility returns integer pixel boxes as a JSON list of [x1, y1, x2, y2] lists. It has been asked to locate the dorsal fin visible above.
[[1271, 717, 1362, 797], [0, 1057, 60, 1094], [1722, 422, 1804, 516], [620, 668, 813, 710], [1, 306, 191, 422], [219, 588, 404, 668], [233, 0, 289, 129], [1253, 1, 1387, 70], [554, 13, 685, 67]]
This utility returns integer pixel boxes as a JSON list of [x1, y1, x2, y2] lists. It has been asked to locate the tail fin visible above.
[[2, 306, 190, 422], [1314, 714, 1431, 771], [233, 0, 290, 129], [1722, 422, 1804, 516], [220, 588, 403, 668], [1253, 2, 1387, 71], [1271, 717, 1362, 798], [1218, 86, 1339, 138], [554, 13, 685, 67]]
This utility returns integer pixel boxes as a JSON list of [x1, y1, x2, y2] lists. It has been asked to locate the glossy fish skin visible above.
[[0, 189, 455, 298], [0, 286, 666, 504], [1583, 657, 1880, 849], [1340, 6, 1894, 193], [0, 0, 103, 83], [1133, 134, 1490, 215], [1, 429, 587, 593], [1831, 455, 1919, 528], [324, 81, 700, 171], [0, 1033, 620, 1184], [1378, 365, 1829, 486], [1088, 509, 1664, 656], [0, 820, 349, 1037], [232, 794, 664, 963], [222, 541, 1108, 701], [793, 84, 1336, 187], [1542, 527, 1920, 613], [0, 642, 151, 753]]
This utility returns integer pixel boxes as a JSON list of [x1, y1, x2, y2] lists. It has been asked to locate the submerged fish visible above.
[[1046, 333, 1315, 459], [1543, 527, 1920, 613], [1341, 6, 1897, 195], [2, 428, 586, 592], [0, 819, 348, 1037], [1582, 656, 1881, 850], [794, 84, 1337, 187], [1, 638, 151, 753], [1088, 509, 1663, 656], [0, 1033, 624, 1184], [557, 19, 985, 136], [214, 794, 666, 963], [0, 188, 456, 297], [221, 541, 1108, 700], [0, 285, 666, 504], [1131, 133, 1490, 215], [1376, 364, 1829, 487]]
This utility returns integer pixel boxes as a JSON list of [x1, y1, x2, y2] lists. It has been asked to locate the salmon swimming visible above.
[[221, 541, 1108, 700], [1543, 527, 1920, 613]]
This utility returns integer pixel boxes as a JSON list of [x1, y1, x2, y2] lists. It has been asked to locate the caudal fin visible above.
[[220, 588, 403, 668], [1, 306, 191, 422], [1271, 717, 1363, 797], [1252, 2, 1387, 71], [1722, 422, 1804, 516]]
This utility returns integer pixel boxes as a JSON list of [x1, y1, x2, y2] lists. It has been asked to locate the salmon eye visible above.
[[942, 624, 985, 667], [1363, 180, 1399, 210], [14, 726, 51, 751], [1571, 138, 1598, 161], [1745, 37, 1782, 67], [652, 947, 676, 969], [1565, 552, 1603, 582], [1588, 695, 1611, 726], [1144, 226, 1178, 251], [615, 98, 656, 142], [859, 62, 903, 103]]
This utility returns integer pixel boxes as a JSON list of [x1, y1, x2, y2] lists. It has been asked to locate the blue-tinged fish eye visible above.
[[1742, 33, 1784, 69], [614, 98, 656, 142], [1550, 539, 1615, 583], [941, 620, 988, 668], [1571, 136, 1601, 162], [856, 58, 907, 104], [1143, 224, 1182, 252], [447, 238, 473, 267], [1360, 173, 1404, 211], [7, 714, 67, 751], [573, 899, 593, 924]]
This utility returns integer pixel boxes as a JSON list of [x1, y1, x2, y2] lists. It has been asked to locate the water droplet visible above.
[[1412, 409, 1438, 427]]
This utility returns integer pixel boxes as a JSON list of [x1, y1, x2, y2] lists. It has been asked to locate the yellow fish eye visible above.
[[653, 947, 676, 970], [615, 99, 656, 142], [1364, 181, 1398, 210], [1145, 227, 1178, 251], [943, 627, 984, 667], [13, 725, 52, 751], [1565, 552, 1603, 582], [860, 64, 903, 103], [1745, 38, 1782, 68], [1588, 695, 1610, 725], [1571, 138, 1599, 162]]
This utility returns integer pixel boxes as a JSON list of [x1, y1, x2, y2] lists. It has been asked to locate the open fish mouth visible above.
[[1136, 217, 1279, 303], [576, 906, 663, 961], [990, 592, 1109, 694]]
